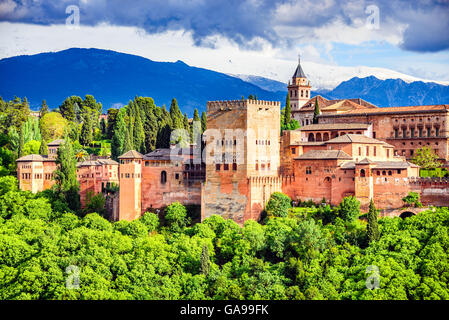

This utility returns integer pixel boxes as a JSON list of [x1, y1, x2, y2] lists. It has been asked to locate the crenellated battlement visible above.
[[207, 99, 281, 112], [408, 176, 449, 185]]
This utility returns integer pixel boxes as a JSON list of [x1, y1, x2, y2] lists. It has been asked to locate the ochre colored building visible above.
[[16, 60, 449, 223]]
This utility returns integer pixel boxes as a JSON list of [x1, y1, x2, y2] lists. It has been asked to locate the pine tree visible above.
[[367, 199, 380, 243], [54, 137, 80, 212], [313, 97, 320, 124], [201, 111, 207, 133], [284, 93, 291, 125], [40, 100, 49, 118], [39, 139, 48, 155], [200, 244, 210, 276]]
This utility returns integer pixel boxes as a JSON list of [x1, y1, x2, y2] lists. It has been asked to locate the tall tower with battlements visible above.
[[201, 99, 282, 224], [287, 55, 311, 112]]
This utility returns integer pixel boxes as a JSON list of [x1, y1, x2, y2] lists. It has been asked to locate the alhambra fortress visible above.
[[16, 60, 449, 223]]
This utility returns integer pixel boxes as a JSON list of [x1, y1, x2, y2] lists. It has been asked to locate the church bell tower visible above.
[[287, 55, 311, 112]]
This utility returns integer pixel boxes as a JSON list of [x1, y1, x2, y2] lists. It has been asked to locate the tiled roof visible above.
[[118, 150, 143, 159], [321, 104, 449, 116], [292, 59, 307, 78], [295, 149, 352, 160], [48, 139, 65, 146], [297, 96, 378, 112], [340, 160, 417, 169], [143, 148, 182, 161], [326, 134, 388, 145], [77, 159, 119, 167], [16, 154, 45, 162], [298, 123, 370, 131]]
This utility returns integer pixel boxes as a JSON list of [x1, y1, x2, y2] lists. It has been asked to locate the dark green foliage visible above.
[[266, 192, 292, 218], [169, 98, 184, 130], [200, 244, 210, 276], [53, 137, 80, 212], [111, 109, 126, 159], [106, 108, 119, 139], [38, 138, 48, 155], [313, 97, 320, 124], [284, 93, 291, 125], [84, 191, 106, 217], [201, 111, 207, 133], [79, 113, 93, 146], [39, 100, 49, 118], [17, 127, 24, 158], [402, 192, 423, 207], [367, 199, 380, 243]]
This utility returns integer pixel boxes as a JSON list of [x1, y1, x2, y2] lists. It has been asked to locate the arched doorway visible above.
[[400, 211, 415, 219]]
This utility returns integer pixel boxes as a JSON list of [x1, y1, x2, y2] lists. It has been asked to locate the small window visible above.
[[161, 171, 167, 184], [224, 163, 229, 170], [216, 164, 221, 171], [292, 148, 296, 154], [305, 167, 312, 175]]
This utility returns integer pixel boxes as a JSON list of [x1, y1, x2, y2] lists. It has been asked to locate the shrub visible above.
[[266, 192, 292, 218]]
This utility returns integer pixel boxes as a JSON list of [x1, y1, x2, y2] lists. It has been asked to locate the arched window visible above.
[[360, 169, 366, 177], [316, 133, 322, 142], [308, 133, 315, 142], [161, 171, 167, 184]]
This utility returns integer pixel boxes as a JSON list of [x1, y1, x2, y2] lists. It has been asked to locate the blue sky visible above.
[[0, 0, 448, 84]]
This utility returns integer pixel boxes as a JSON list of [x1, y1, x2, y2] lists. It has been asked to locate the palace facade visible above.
[[16, 60, 449, 223]]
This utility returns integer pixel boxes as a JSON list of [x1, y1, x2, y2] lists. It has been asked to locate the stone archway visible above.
[[400, 211, 415, 219]]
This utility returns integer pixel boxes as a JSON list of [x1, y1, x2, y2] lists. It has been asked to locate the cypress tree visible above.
[[367, 199, 380, 243], [133, 110, 145, 153], [122, 126, 133, 153], [18, 126, 24, 158], [313, 97, 320, 124], [169, 98, 184, 130], [79, 113, 93, 146], [284, 93, 291, 125], [200, 244, 210, 276], [111, 109, 127, 159], [40, 100, 49, 118], [201, 111, 207, 133], [248, 94, 254, 100], [54, 137, 80, 212], [39, 139, 48, 155]]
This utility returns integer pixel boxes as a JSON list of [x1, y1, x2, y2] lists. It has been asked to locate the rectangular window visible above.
[[224, 163, 229, 170], [215, 164, 221, 171], [305, 167, 312, 175], [232, 163, 237, 171], [291, 148, 296, 154]]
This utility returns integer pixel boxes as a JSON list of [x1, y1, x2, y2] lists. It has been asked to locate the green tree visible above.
[[22, 140, 41, 156], [111, 109, 127, 159], [313, 97, 320, 124], [106, 108, 119, 139], [411, 146, 440, 169], [266, 192, 292, 218], [39, 139, 48, 155], [54, 137, 80, 212], [366, 199, 380, 243], [39, 100, 49, 118], [165, 201, 188, 232], [40, 112, 68, 142], [338, 196, 360, 222], [200, 244, 211, 276], [402, 192, 422, 207], [169, 98, 184, 130], [17, 127, 24, 157], [79, 113, 94, 146], [284, 93, 291, 125], [84, 191, 106, 217], [201, 111, 207, 133]]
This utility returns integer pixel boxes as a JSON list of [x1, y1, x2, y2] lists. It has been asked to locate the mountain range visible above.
[[0, 48, 448, 115]]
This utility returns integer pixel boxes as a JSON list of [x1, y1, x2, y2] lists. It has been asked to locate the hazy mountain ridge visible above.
[[0, 48, 448, 113]]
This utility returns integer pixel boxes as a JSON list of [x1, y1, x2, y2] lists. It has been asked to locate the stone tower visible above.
[[287, 55, 311, 112], [201, 99, 282, 224], [118, 150, 143, 221]]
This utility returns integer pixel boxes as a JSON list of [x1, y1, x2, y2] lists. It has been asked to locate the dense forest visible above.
[[0, 94, 448, 300], [0, 177, 448, 299]]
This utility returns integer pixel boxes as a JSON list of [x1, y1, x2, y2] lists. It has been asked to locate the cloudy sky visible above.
[[0, 0, 448, 84]]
